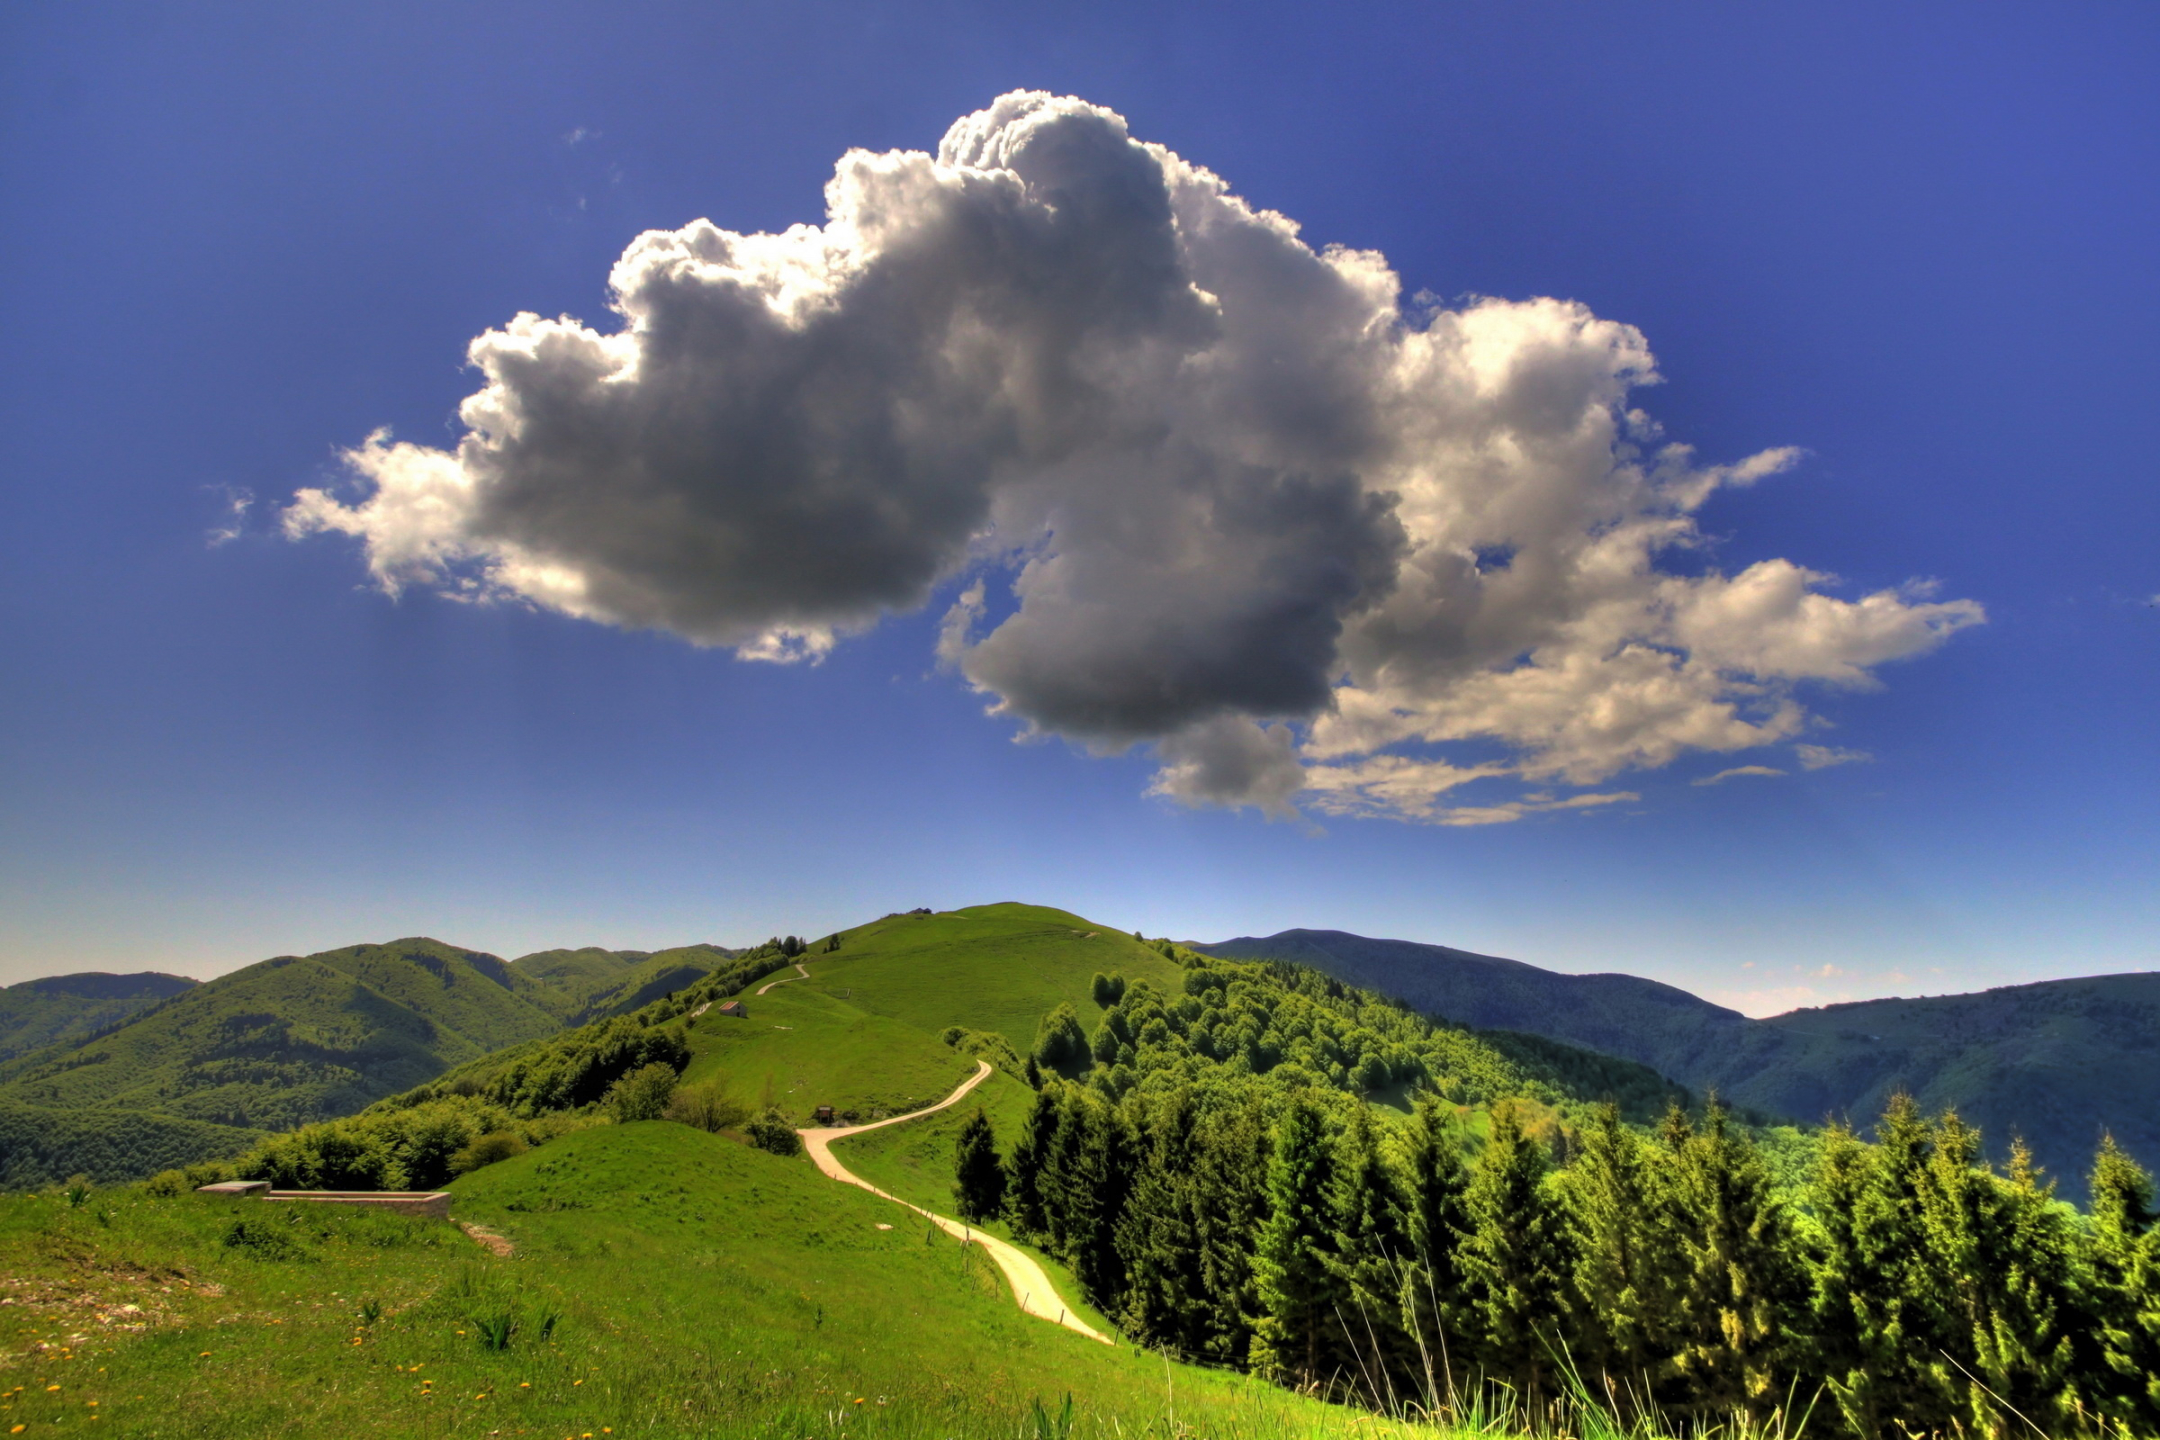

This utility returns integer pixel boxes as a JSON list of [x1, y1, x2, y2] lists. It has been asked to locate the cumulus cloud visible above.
[[1693, 765, 1786, 786], [287, 92, 1982, 821]]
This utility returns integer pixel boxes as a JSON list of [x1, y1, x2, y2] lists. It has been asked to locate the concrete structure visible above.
[[196, 1181, 451, 1220], [716, 999, 747, 1017]]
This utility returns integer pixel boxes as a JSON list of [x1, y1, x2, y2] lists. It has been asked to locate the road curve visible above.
[[756, 962, 811, 996], [797, 1061, 1112, 1345]]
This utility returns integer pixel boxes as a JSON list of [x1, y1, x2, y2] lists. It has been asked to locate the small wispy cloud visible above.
[[206, 485, 253, 547], [1795, 744, 1872, 770], [1692, 764, 1785, 787], [564, 126, 597, 146]]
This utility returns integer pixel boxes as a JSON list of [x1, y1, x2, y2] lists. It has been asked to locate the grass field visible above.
[[679, 984, 977, 1122], [675, 903, 1182, 1127], [0, 1121, 1422, 1440], [801, 906, 1188, 1058]]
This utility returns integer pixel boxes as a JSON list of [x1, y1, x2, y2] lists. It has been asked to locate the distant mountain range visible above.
[[1194, 929, 2160, 1198], [0, 937, 738, 1186], [0, 970, 199, 1065]]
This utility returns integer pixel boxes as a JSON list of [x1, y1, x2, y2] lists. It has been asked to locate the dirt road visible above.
[[756, 962, 811, 996], [797, 1061, 1111, 1345]]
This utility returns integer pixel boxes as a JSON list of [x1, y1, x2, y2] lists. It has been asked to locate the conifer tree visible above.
[[1004, 1080, 1063, 1238], [1659, 1101, 1806, 1422], [1325, 1103, 1417, 1405], [1460, 1102, 1571, 1405], [1115, 1088, 1210, 1354], [1807, 1099, 1939, 1437], [1252, 1093, 1341, 1387], [1564, 1103, 1678, 1401], [951, 1106, 1006, 1223], [1038, 1085, 1133, 1312], [2089, 1135, 2160, 1433], [1400, 1092, 1474, 1405], [1951, 1138, 2085, 1437], [1192, 1092, 1271, 1367]]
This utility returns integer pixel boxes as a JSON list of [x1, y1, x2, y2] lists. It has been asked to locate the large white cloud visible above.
[[288, 91, 1982, 821]]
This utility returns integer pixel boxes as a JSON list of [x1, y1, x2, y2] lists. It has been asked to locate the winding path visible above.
[[797, 1061, 1112, 1345], [756, 962, 811, 996]]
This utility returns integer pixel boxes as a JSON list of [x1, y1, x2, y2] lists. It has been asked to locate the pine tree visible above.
[[1807, 1099, 1941, 1438], [1400, 1092, 1474, 1407], [1252, 1093, 1341, 1387], [1659, 1101, 1806, 1422], [1324, 1103, 1417, 1406], [1953, 1138, 2085, 1437], [1192, 1092, 1271, 1367], [2089, 1135, 2160, 1434], [951, 1106, 1006, 1223], [1115, 1088, 1209, 1354], [1563, 1103, 1678, 1405], [1459, 1102, 1571, 1406], [1071, 1090, 1135, 1314], [1004, 1080, 1063, 1239]]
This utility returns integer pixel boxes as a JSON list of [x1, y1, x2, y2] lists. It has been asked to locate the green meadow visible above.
[[0, 1123, 1407, 1440]]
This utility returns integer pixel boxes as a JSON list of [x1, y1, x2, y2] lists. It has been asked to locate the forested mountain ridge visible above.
[[0, 934, 752, 1186], [0, 940, 564, 1128], [0, 970, 198, 1064], [1195, 928, 2160, 1195]]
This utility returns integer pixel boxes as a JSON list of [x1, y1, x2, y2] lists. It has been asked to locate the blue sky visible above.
[[2, 2, 2153, 1013]]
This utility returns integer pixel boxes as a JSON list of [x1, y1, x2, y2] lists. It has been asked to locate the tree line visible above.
[[954, 1060, 2158, 1438]]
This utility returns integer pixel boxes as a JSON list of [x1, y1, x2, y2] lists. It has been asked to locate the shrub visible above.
[[606, 1062, 678, 1122], [1091, 972, 1126, 1006], [665, 1083, 749, 1134], [447, 1130, 527, 1177], [745, 1107, 801, 1157], [1032, 1003, 1089, 1071]]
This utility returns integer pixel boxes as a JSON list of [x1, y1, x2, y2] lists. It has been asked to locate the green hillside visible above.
[[0, 971, 197, 1065], [800, 904, 1191, 1057], [1201, 929, 2160, 1196], [0, 1121, 1367, 1440], [569, 944, 737, 1022], [12, 903, 2158, 1438], [0, 941, 572, 1185], [679, 982, 977, 1119]]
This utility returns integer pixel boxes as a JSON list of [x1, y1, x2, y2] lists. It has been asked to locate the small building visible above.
[[814, 1104, 836, 1125], [715, 999, 748, 1018]]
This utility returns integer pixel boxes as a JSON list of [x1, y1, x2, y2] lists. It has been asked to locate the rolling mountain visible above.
[[0, 939, 565, 1131], [0, 935, 740, 1186], [1195, 928, 2160, 1197], [0, 970, 198, 1064]]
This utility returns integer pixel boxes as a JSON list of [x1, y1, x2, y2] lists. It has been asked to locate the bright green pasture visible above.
[[0, 1122, 1405, 1440], [801, 904, 1186, 1057], [679, 984, 974, 1122]]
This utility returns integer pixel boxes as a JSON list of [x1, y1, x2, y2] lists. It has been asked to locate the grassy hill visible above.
[[799, 904, 1190, 1058], [0, 971, 197, 1065], [1199, 928, 2160, 1197], [0, 1120, 1377, 1440]]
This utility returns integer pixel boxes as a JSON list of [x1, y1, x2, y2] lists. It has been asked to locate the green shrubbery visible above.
[[745, 1107, 801, 1156], [605, 1062, 678, 1121], [939, 1024, 1026, 1077], [664, 1082, 749, 1134]]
